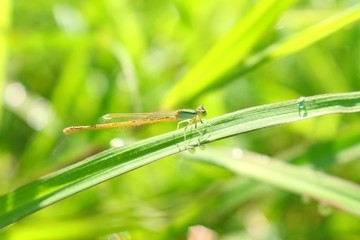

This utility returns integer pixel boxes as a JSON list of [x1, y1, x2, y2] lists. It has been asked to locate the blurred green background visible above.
[[0, 0, 359, 239]]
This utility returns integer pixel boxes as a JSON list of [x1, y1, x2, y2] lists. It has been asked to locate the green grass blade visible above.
[[18, 41, 91, 178], [270, 4, 360, 59], [205, 92, 360, 142], [221, 3, 360, 82], [188, 148, 360, 216], [164, 3, 360, 108], [0, 91, 359, 228], [163, 0, 297, 108]]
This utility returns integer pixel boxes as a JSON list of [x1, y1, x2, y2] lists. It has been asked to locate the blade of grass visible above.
[[19, 41, 91, 178], [171, 179, 270, 232], [220, 3, 360, 83], [186, 148, 360, 216], [0, 91, 359, 228], [163, 3, 360, 108], [163, 0, 297, 108]]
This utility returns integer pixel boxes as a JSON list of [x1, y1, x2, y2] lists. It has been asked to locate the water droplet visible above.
[[297, 96, 308, 117], [199, 144, 206, 150], [188, 147, 196, 154]]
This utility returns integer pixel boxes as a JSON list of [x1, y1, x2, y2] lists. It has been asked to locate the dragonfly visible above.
[[63, 106, 208, 138]]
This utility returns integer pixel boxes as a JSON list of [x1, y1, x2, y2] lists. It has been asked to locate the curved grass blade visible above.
[[163, 3, 360, 108], [163, 0, 297, 108], [220, 3, 360, 84], [0, 91, 360, 228], [187, 148, 360, 216]]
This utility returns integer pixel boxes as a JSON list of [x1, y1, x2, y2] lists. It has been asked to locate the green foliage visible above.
[[1, 0, 360, 239]]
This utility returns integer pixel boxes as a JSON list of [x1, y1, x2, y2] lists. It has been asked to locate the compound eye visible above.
[[198, 106, 207, 116]]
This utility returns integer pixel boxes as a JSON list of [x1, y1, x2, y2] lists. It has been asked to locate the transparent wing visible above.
[[98, 111, 178, 125], [63, 111, 180, 134]]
